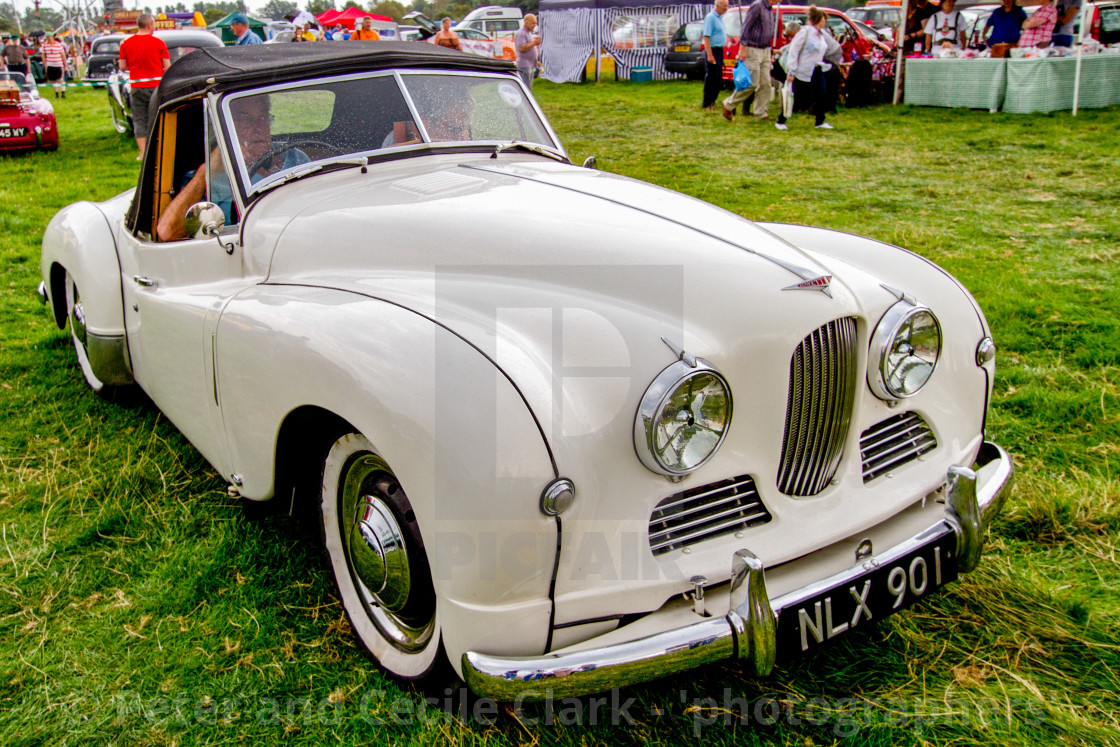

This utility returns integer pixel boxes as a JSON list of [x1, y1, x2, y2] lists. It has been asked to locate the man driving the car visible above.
[[157, 94, 309, 241]]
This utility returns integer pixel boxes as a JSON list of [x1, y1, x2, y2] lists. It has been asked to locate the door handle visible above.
[[133, 275, 157, 288]]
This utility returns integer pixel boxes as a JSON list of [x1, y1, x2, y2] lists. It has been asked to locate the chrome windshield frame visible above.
[[217, 68, 565, 201]]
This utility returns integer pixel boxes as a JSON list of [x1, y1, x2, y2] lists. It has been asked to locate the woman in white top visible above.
[[776, 5, 832, 130]]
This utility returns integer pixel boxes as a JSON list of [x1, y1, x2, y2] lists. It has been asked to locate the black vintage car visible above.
[[664, 20, 705, 80], [103, 29, 223, 134]]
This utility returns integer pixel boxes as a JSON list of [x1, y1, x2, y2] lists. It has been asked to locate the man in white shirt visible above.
[[924, 0, 967, 50]]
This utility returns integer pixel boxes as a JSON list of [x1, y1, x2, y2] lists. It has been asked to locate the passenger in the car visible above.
[[156, 95, 309, 241]]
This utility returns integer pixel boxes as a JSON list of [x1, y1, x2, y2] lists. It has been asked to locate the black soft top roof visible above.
[[157, 41, 517, 104]]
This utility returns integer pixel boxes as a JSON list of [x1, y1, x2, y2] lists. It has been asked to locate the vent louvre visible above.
[[860, 412, 937, 482], [777, 317, 859, 496], [648, 475, 771, 556]]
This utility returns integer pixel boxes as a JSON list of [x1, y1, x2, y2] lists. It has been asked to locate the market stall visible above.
[[539, 0, 708, 82], [903, 52, 1120, 112]]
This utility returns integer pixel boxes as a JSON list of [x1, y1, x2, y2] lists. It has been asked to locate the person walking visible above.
[[701, 0, 729, 110], [118, 13, 169, 157], [41, 32, 68, 98], [230, 14, 263, 45], [721, 0, 780, 122], [514, 14, 542, 90], [775, 6, 832, 131]]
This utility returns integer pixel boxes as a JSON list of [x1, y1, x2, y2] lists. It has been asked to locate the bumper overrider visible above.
[[463, 441, 1013, 700]]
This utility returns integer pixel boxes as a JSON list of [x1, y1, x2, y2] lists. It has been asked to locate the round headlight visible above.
[[869, 302, 942, 400], [634, 358, 732, 477]]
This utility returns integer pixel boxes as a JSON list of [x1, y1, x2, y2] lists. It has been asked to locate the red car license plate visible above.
[[0, 126, 29, 138], [776, 531, 958, 659]]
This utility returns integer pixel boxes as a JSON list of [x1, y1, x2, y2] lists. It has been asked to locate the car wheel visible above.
[[109, 97, 130, 135], [64, 270, 107, 392], [320, 433, 445, 680]]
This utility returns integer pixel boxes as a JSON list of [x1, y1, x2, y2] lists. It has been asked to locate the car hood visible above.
[[260, 155, 893, 454]]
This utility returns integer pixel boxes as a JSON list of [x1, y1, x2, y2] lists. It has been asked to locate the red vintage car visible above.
[[721, 4, 876, 82], [0, 72, 59, 152]]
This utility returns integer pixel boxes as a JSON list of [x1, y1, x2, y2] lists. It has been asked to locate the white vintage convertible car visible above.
[[39, 43, 1012, 699]]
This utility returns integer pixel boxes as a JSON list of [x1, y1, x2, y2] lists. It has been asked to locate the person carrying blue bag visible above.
[[721, 0, 781, 122]]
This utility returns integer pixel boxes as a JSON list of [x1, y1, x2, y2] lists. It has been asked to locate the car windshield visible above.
[[0, 71, 30, 91], [221, 71, 557, 196], [93, 39, 121, 54]]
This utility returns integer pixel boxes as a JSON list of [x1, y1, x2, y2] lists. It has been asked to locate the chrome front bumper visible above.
[[463, 441, 1013, 700]]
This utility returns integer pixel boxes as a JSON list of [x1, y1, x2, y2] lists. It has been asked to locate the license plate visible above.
[[675, 44, 691, 52], [0, 127, 28, 138], [776, 532, 958, 659]]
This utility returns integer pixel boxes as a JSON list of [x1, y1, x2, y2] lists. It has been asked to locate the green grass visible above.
[[1, 79, 1118, 746]]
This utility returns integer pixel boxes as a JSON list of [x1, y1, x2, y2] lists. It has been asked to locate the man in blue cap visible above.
[[231, 14, 263, 45]]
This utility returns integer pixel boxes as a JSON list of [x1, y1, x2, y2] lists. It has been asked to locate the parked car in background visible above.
[[107, 29, 224, 135], [664, 20, 705, 80], [853, 19, 896, 51], [0, 71, 58, 152], [435, 26, 518, 60], [847, 5, 903, 32], [40, 41, 1013, 700], [454, 4, 523, 37], [84, 35, 123, 86], [722, 5, 873, 82]]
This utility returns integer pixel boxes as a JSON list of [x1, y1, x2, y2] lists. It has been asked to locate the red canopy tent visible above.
[[318, 7, 392, 29]]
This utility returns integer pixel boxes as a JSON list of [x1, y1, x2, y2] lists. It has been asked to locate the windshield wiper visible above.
[[254, 162, 324, 195], [491, 141, 568, 163]]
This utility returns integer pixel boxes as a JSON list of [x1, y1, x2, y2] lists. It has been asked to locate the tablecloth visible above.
[[1003, 54, 1120, 113], [903, 54, 1120, 112], [903, 58, 1008, 111]]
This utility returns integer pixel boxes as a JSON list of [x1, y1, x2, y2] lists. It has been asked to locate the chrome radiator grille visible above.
[[777, 317, 858, 496], [648, 475, 771, 556], [860, 412, 937, 482]]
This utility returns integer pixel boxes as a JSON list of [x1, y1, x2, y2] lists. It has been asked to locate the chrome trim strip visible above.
[[86, 333, 134, 387], [650, 511, 771, 550], [463, 442, 1013, 701], [650, 491, 761, 529], [651, 477, 757, 514], [37, 280, 47, 306]]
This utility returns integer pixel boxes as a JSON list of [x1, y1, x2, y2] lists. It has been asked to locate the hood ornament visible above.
[[783, 275, 833, 297]]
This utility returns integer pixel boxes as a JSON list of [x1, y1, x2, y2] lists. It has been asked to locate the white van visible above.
[[454, 5, 523, 37]]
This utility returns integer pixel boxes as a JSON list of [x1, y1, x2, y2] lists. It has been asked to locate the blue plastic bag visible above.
[[733, 61, 752, 91]]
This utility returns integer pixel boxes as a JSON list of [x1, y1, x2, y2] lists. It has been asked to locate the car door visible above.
[[117, 99, 248, 477]]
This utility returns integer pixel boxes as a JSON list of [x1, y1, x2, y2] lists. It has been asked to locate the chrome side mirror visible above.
[[582, 156, 597, 170], [185, 202, 226, 241]]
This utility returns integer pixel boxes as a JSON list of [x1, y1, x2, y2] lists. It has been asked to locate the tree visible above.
[[0, 1, 19, 34], [203, 7, 227, 24], [307, 0, 336, 15], [193, 1, 246, 14], [342, 0, 360, 9], [370, 1, 404, 22], [259, 0, 296, 20]]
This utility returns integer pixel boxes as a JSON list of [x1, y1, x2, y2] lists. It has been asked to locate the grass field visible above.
[[1, 79, 1118, 746]]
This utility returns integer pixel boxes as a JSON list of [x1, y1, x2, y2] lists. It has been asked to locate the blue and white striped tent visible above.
[[540, 0, 711, 82]]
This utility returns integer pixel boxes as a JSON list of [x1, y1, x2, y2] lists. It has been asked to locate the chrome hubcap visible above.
[[339, 453, 435, 653], [348, 495, 410, 612]]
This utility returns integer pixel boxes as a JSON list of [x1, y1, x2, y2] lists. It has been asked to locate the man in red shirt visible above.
[[118, 14, 169, 158]]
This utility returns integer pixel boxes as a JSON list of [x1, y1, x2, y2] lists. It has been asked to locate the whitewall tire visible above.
[[320, 433, 444, 680]]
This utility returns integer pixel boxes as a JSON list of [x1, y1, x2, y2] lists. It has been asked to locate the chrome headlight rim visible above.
[[868, 301, 942, 401], [633, 357, 733, 477]]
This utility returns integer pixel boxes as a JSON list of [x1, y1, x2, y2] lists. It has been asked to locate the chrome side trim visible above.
[[462, 442, 1013, 701], [87, 333, 134, 386]]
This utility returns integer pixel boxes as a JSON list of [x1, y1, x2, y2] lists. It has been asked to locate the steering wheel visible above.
[[248, 139, 344, 177]]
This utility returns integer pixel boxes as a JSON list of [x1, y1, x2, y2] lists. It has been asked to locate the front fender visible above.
[[214, 284, 559, 672], [40, 198, 128, 338]]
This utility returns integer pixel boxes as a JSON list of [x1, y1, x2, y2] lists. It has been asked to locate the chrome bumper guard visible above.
[[37, 280, 48, 306], [462, 441, 1013, 700]]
